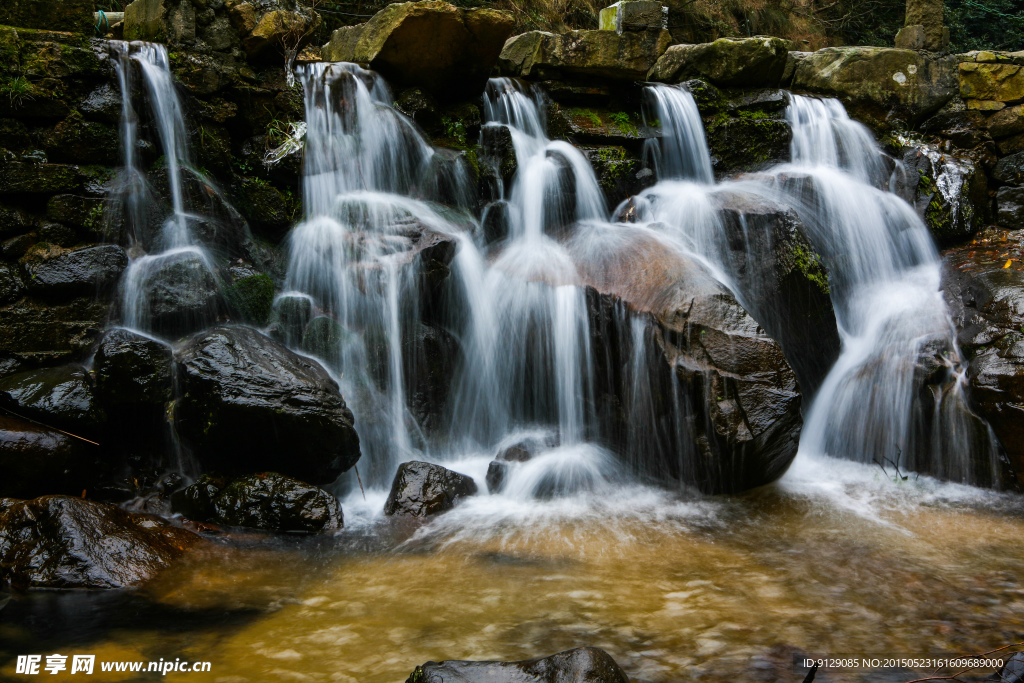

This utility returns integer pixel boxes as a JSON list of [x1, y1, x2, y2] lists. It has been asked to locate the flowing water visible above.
[[4, 60, 1022, 681]]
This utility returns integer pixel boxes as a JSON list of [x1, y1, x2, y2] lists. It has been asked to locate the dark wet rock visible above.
[[900, 142, 988, 244], [20, 244, 127, 299], [94, 328, 173, 407], [0, 364, 103, 435], [384, 461, 477, 517], [993, 652, 1024, 683], [993, 151, 1024, 187], [232, 176, 297, 239], [998, 187, 1024, 229], [406, 646, 629, 683], [224, 272, 274, 325], [80, 83, 123, 125], [942, 230, 1024, 488], [0, 263, 25, 305], [46, 195, 106, 236], [175, 326, 361, 484], [481, 200, 511, 244], [479, 124, 517, 200], [579, 231, 802, 493], [211, 472, 341, 533], [0, 155, 81, 195], [0, 415, 102, 499], [0, 295, 108, 363], [485, 460, 508, 493], [395, 87, 443, 135], [582, 146, 654, 208], [170, 474, 226, 521], [704, 112, 791, 177], [712, 191, 839, 397], [648, 37, 790, 88], [44, 111, 120, 166], [498, 29, 671, 82], [919, 109, 992, 151], [301, 315, 347, 362], [324, 2, 515, 101], [547, 105, 653, 148], [402, 323, 458, 434], [136, 249, 222, 338], [273, 294, 314, 346], [499, 445, 533, 462], [0, 495, 201, 589]]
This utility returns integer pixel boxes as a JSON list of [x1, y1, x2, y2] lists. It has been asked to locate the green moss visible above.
[[792, 242, 830, 294], [225, 274, 275, 326], [608, 111, 639, 136], [737, 109, 771, 120], [568, 107, 603, 129]]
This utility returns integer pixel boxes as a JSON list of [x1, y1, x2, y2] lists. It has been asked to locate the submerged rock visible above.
[[485, 460, 508, 493], [211, 472, 341, 533], [323, 1, 514, 101], [406, 646, 629, 683], [175, 326, 361, 484], [0, 495, 201, 589], [579, 231, 802, 493], [384, 461, 477, 517]]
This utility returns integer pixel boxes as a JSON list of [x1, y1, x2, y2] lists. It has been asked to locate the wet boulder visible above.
[[131, 249, 222, 338], [20, 243, 128, 299], [170, 473, 226, 521], [175, 326, 361, 485], [402, 323, 458, 434], [94, 328, 173, 407], [498, 29, 672, 82], [0, 263, 25, 305], [211, 472, 341, 533], [791, 47, 957, 130], [323, 1, 515, 101], [0, 415, 102, 499], [577, 230, 802, 493], [0, 495, 201, 589], [993, 151, 1024, 187], [998, 187, 1024, 229], [900, 142, 988, 244], [485, 460, 508, 493], [0, 296, 109, 364], [647, 37, 790, 88], [0, 364, 104, 435], [406, 646, 629, 683], [384, 461, 477, 517], [711, 191, 838, 397]]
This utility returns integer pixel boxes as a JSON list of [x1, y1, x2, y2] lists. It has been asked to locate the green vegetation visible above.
[[0, 75, 33, 107], [225, 274, 276, 326], [792, 242, 830, 295]]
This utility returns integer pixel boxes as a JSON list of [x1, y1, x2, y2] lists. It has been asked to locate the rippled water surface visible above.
[[3, 455, 1023, 683]]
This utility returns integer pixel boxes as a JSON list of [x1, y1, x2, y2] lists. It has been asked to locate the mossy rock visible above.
[[704, 115, 791, 177], [225, 273, 275, 326], [0, 0, 94, 34]]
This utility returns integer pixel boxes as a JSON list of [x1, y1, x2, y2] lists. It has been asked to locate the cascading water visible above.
[[635, 83, 1001, 486], [110, 41, 221, 339]]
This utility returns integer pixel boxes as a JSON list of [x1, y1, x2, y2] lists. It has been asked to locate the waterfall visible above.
[[110, 41, 221, 338], [638, 83, 1000, 486], [769, 96, 1001, 485]]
